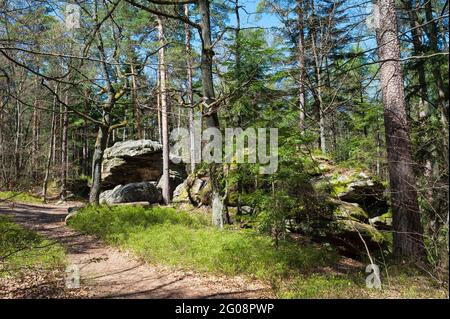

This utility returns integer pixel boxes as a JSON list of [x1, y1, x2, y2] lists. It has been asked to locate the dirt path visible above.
[[0, 202, 272, 299]]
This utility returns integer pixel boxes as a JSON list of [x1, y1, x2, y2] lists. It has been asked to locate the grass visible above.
[[68, 205, 338, 280], [0, 215, 66, 275], [0, 191, 43, 204], [278, 266, 448, 298], [68, 204, 448, 299]]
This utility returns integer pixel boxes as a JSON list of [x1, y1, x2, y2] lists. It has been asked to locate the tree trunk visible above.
[[82, 90, 89, 176], [31, 80, 39, 180], [60, 89, 69, 201], [375, 0, 425, 260], [43, 86, 58, 202], [156, 66, 162, 144], [424, 0, 449, 172], [296, 0, 306, 132], [199, 0, 225, 228], [89, 124, 109, 204], [185, 4, 196, 173], [131, 62, 142, 139], [310, 1, 326, 154], [157, 16, 170, 204], [14, 94, 22, 184]]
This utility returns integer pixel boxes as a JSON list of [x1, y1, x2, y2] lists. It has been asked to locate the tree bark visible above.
[[157, 15, 171, 204], [130, 62, 142, 139], [43, 85, 58, 202], [309, 0, 326, 154], [375, 0, 425, 260], [60, 89, 69, 201], [89, 124, 109, 203], [424, 0, 449, 172], [296, 0, 306, 133], [185, 4, 196, 173], [199, 0, 225, 228]]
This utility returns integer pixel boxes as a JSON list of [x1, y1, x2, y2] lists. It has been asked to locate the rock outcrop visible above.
[[312, 167, 389, 218], [99, 182, 162, 204], [101, 140, 186, 190], [172, 174, 209, 205], [172, 154, 391, 257], [306, 158, 391, 255]]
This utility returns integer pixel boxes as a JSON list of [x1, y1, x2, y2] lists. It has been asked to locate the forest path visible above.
[[0, 202, 272, 299]]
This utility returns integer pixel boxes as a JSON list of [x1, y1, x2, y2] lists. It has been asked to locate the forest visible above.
[[0, 0, 448, 299]]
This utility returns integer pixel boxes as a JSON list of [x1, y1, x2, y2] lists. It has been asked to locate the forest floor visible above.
[[0, 202, 272, 298], [0, 200, 447, 299]]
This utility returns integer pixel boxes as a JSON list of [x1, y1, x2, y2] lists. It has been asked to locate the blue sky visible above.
[[227, 0, 280, 29]]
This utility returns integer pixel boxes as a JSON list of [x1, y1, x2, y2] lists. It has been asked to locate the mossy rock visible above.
[[369, 210, 392, 230], [334, 219, 385, 244], [173, 174, 208, 205], [327, 171, 388, 218], [172, 181, 190, 203], [330, 199, 368, 223], [198, 181, 212, 206]]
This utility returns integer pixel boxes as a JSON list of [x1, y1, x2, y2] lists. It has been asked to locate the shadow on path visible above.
[[0, 202, 272, 299]]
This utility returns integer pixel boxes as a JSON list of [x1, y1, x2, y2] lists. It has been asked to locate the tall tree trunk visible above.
[[157, 16, 170, 204], [403, 0, 437, 205], [31, 81, 39, 180], [310, 1, 326, 154], [82, 90, 89, 176], [375, 0, 425, 260], [296, 0, 306, 132], [89, 124, 109, 203], [424, 0, 449, 172], [14, 91, 22, 185], [60, 89, 69, 201], [156, 66, 162, 144], [185, 4, 196, 173], [198, 0, 225, 228], [404, 0, 429, 117], [43, 85, 58, 202], [131, 62, 142, 139]]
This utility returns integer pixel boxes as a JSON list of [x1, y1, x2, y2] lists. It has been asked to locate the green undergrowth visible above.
[[68, 205, 338, 280], [0, 191, 43, 204], [277, 266, 447, 299], [68, 204, 448, 298], [0, 215, 66, 275]]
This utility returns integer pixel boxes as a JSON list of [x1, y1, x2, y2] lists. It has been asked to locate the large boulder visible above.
[[334, 172, 388, 218], [99, 182, 162, 204], [101, 140, 186, 190], [329, 198, 388, 257], [156, 169, 187, 196], [330, 198, 368, 223], [287, 198, 387, 257], [313, 169, 388, 218]]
